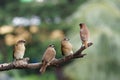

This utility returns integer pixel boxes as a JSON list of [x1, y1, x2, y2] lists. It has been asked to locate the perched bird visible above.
[[79, 23, 90, 48], [40, 44, 56, 73], [13, 40, 26, 60], [61, 37, 73, 56]]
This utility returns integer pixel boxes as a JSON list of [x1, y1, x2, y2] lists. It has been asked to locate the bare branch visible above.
[[0, 42, 93, 71]]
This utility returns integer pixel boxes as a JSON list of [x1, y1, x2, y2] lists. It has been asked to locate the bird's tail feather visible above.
[[84, 41, 88, 48], [40, 61, 48, 73]]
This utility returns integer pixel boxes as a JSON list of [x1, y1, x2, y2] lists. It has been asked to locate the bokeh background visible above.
[[0, 0, 120, 80]]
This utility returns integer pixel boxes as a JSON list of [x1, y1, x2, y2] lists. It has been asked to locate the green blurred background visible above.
[[0, 0, 120, 80]]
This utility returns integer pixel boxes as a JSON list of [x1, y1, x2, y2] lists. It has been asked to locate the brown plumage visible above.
[[13, 40, 26, 60], [61, 37, 73, 56], [40, 44, 56, 73], [79, 23, 90, 48]]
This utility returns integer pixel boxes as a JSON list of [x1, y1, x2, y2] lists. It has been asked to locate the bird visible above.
[[13, 40, 26, 60], [79, 23, 90, 48], [61, 37, 73, 56], [40, 44, 56, 73]]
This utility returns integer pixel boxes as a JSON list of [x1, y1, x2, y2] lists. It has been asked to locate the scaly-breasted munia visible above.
[[40, 44, 56, 73], [13, 40, 26, 60], [61, 37, 73, 56], [79, 23, 90, 48]]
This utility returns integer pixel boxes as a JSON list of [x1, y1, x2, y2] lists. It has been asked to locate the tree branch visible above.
[[0, 42, 93, 71]]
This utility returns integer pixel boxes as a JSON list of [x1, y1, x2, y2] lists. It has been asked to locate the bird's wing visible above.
[[61, 47, 65, 56], [42, 48, 56, 62], [80, 30, 88, 42], [13, 44, 17, 59]]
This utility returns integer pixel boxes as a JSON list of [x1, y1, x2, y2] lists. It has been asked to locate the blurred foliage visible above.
[[0, 0, 120, 80], [0, 0, 87, 25], [64, 0, 120, 80]]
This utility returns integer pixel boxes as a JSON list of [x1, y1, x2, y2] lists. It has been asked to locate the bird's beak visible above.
[[79, 23, 83, 27], [79, 23, 82, 26]]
